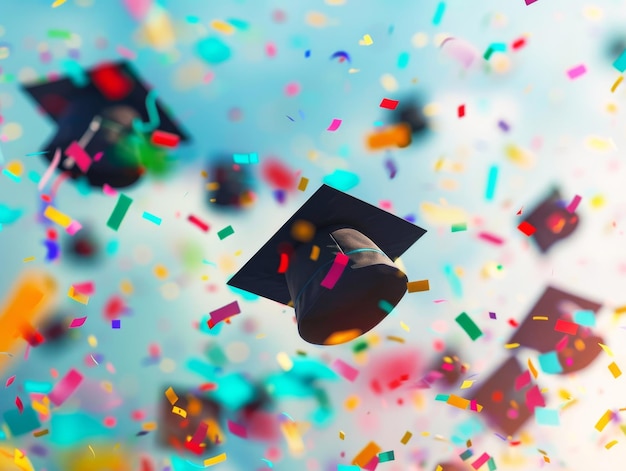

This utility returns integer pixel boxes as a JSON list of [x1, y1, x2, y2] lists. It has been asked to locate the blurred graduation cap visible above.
[[227, 184, 426, 345], [206, 156, 256, 210], [22, 60, 189, 188]]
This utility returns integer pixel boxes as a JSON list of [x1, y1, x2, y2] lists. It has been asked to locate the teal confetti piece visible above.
[[378, 451, 395, 462], [105, 240, 119, 256], [186, 15, 200, 23], [227, 18, 249, 30], [538, 351, 563, 374], [535, 407, 560, 426], [0, 204, 22, 224], [132, 89, 160, 134], [142, 211, 162, 226], [487, 457, 497, 471], [397, 52, 410, 69], [444, 264, 463, 298], [435, 394, 450, 401], [197, 36, 232, 64], [107, 194, 133, 231], [378, 299, 394, 314], [2, 168, 20, 182], [217, 225, 235, 240], [485, 165, 498, 200], [337, 466, 360, 471], [28, 171, 40, 184], [460, 449, 474, 460], [0, 143, 4, 164], [614, 49, 626, 72], [455, 312, 483, 340], [451, 222, 467, 232], [574, 309, 595, 327], [432, 2, 446, 25], [484, 42, 506, 60], [61, 59, 89, 87], [323, 169, 360, 191], [24, 381, 52, 394]]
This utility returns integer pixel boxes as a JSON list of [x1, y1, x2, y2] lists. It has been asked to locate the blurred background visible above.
[[1, 0, 626, 469]]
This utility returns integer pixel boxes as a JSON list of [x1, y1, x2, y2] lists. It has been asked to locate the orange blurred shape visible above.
[[0, 271, 57, 372], [366, 123, 412, 150], [0, 447, 35, 471]]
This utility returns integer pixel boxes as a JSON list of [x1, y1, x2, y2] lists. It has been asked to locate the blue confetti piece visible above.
[[305, 49, 311, 58], [323, 169, 359, 191], [574, 309, 596, 327], [197, 37, 232, 64], [2, 168, 20, 182], [142, 211, 162, 225], [105, 240, 119, 256], [397, 51, 410, 69], [28, 171, 41, 184], [538, 351, 563, 374], [0, 204, 22, 224], [432, 2, 446, 25], [614, 49, 626, 72], [444, 264, 463, 299], [535, 407, 560, 426]]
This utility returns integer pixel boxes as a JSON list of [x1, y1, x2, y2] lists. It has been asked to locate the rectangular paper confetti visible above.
[[567, 64, 587, 80], [471, 453, 490, 470], [400, 431, 412, 444], [554, 319, 578, 335], [320, 253, 349, 289], [142, 211, 162, 225], [44, 206, 72, 228], [48, 369, 83, 407], [535, 407, 560, 426], [573, 310, 596, 327], [407, 280, 430, 292], [203, 453, 227, 467], [106, 194, 133, 231], [432, 1, 446, 25], [595, 409, 613, 432], [609, 362, 622, 378], [380, 98, 399, 110], [451, 222, 467, 232], [447, 394, 470, 409], [151, 130, 180, 148], [485, 165, 498, 200], [517, 221, 536, 236], [298, 177, 309, 191], [217, 225, 235, 240], [538, 351, 563, 374], [378, 451, 395, 462], [327, 118, 343, 131], [227, 420, 248, 438], [614, 49, 626, 72], [332, 358, 359, 382], [188, 214, 210, 232], [456, 312, 483, 341], [209, 300, 241, 327], [165, 387, 178, 405], [65, 141, 92, 173], [352, 442, 382, 468]]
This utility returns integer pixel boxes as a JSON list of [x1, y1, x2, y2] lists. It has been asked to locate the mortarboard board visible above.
[[227, 184, 426, 345], [22, 61, 189, 188]]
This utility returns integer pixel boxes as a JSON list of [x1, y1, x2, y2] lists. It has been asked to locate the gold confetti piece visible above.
[[310, 245, 320, 261], [460, 380, 474, 389], [609, 362, 622, 378], [165, 387, 178, 405], [88, 445, 95, 458], [400, 431, 412, 444], [528, 359, 538, 379], [599, 343, 615, 357], [533, 316, 549, 321], [306, 11, 329, 27], [44, 206, 72, 228], [615, 305, 626, 315], [345, 395, 360, 411], [339, 431, 345, 440], [22, 257, 35, 263], [120, 279, 133, 295], [611, 76, 623, 93], [606, 440, 618, 449], [595, 410, 613, 432], [359, 34, 373, 46], [52, 0, 67, 6], [33, 429, 49, 437], [407, 280, 430, 292], [352, 441, 381, 467], [276, 352, 293, 371], [585, 135, 616, 151], [400, 321, 410, 332], [255, 333, 266, 339], [142, 422, 157, 431], [172, 406, 187, 418], [210, 20, 235, 35], [386, 335, 405, 343], [436, 466, 443, 471], [280, 421, 305, 456], [203, 453, 227, 467], [421, 431, 430, 437], [504, 343, 520, 349], [68, 286, 89, 305], [87, 335, 97, 348], [298, 177, 309, 192], [154, 265, 169, 279], [505, 144, 534, 169]]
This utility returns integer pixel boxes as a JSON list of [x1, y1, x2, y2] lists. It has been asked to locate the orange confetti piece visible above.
[[609, 362, 622, 378], [352, 441, 381, 468], [446, 394, 470, 409]]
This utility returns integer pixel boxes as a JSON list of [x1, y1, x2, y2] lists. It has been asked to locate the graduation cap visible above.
[[22, 60, 189, 188], [227, 184, 426, 345]]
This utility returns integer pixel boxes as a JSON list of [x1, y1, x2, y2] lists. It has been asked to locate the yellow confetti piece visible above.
[[611, 76, 623, 93], [609, 362, 622, 378], [504, 343, 520, 349], [210, 20, 235, 35], [505, 144, 534, 168], [276, 352, 293, 371], [68, 286, 89, 305], [528, 359, 538, 379], [339, 431, 345, 440], [6, 161, 23, 176], [165, 387, 178, 405], [423, 103, 440, 117], [380, 73, 399, 92], [591, 195, 605, 208], [615, 305, 626, 315], [606, 440, 618, 449], [436, 466, 443, 471], [400, 321, 410, 332], [22, 257, 35, 263], [420, 201, 468, 225], [386, 335, 405, 343], [306, 11, 329, 27], [203, 453, 227, 467], [345, 395, 360, 411], [154, 265, 169, 279], [44, 206, 72, 228], [120, 279, 133, 295], [172, 406, 187, 418], [533, 316, 549, 321], [280, 421, 305, 456], [142, 422, 157, 431], [595, 410, 613, 432], [599, 343, 615, 357], [88, 445, 95, 457], [400, 431, 412, 444], [33, 429, 49, 437], [359, 34, 373, 46], [51, 0, 67, 6], [421, 431, 430, 437], [585, 136, 616, 152], [87, 335, 97, 348], [298, 177, 309, 192], [460, 380, 474, 389]]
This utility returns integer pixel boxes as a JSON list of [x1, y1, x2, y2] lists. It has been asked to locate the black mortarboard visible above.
[[22, 60, 189, 188], [227, 184, 426, 345]]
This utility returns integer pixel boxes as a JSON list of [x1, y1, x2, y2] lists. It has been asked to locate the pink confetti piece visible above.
[[65, 141, 92, 173], [477, 232, 505, 245], [72, 281, 94, 295], [103, 184, 118, 196], [331, 358, 359, 382], [567, 64, 587, 80], [327, 118, 343, 132], [284, 82, 300, 97], [69, 317, 88, 328], [525, 0, 538, 4], [48, 368, 84, 407], [186, 422, 209, 453], [266, 42, 277, 57], [24, 345, 30, 360], [93, 151, 104, 162], [66, 220, 82, 235], [525, 384, 546, 413], [471, 453, 490, 470], [16, 396, 23, 414], [116, 45, 137, 60], [515, 370, 531, 391], [227, 420, 248, 438], [566, 194, 582, 213], [208, 300, 241, 328], [122, 0, 152, 20], [38, 147, 61, 191], [5, 375, 15, 388], [320, 253, 349, 289]]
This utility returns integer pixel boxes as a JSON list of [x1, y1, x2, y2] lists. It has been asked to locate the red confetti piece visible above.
[[260, 158, 297, 191], [185, 422, 209, 454], [458, 104, 465, 118], [188, 214, 210, 232], [508, 319, 519, 328], [5, 375, 15, 388], [277, 253, 289, 273], [511, 37, 526, 50], [320, 253, 349, 289], [90, 63, 134, 100], [227, 420, 248, 438], [150, 130, 180, 148], [379, 98, 399, 110], [554, 319, 579, 335], [517, 221, 536, 236], [16, 396, 24, 414]]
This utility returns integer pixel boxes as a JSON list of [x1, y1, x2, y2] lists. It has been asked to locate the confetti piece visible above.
[[68, 286, 89, 305], [339, 430, 345, 440], [359, 34, 373, 46], [489, 311, 497, 319], [106, 194, 132, 231], [566, 194, 582, 213], [380, 98, 399, 110], [517, 221, 536, 236], [352, 442, 381, 468], [609, 362, 622, 378], [614, 49, 626, 72], [165, 387, 178, 405], [188, 215, 210, 232], [150, 130, 180, 148], [5, 376, 15, 388], [327, 118, 343, 132], [69, 317, 87, 328], [400, 431, 412, 444], [611, 76, 623, 93], [332, 358, 359, 382], [233, 153, 259, 164], [432, 2, 446, 25], [447, 394, 470, 409], [554, 319, 579, 335], [535, 407, 560, 426], [204, 453, 227, 467], [298, 177, 309, 191], [595, 410, 613, 432], [456, 312, 483, 341], [451, 222, 467, 232], [471, 453, 490, 470], [407, 280, 430, 292], [44, 206, 72, 228], [52, 0, 67, 7], [538, 351, 563, 374], [217, 225, 235, 240], [599, 343, 615, 357], [227, 420, 248, 438], [321, 253, 350, 289], [33, 429, 49, 437], [458, 104, 465, 118], [478, 232, 505, 245], [378, 451, 395, 462], [606, 440, 618, 449], [142, 212, 162, 226], [567, 64, 587, 80], [460, 449, 474, 460], [574, 310, 596, 327], [485, 165, 498, 200], [48, 369, 83, 407], [209, 300, 241, 327], [504, 343, 520, 349], [111, 319, 121, 329]]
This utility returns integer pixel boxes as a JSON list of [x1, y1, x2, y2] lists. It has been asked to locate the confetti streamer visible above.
[[188, 214, 210, 232]]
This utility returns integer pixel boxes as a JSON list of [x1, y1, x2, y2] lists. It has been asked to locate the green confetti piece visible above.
[[451, 222, 467, 232], [217, 225, 235, 240], [107, 194, 133, 231], [455, 312, 483, 341], [378, 299, 394, 314], [460, 449, 474, 461], [378, 451, 395, 462], [484, 42, 507, 60], [487, 457, 497, 471], [352, 340, 368, 353], [47, 29, 72, 39]]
